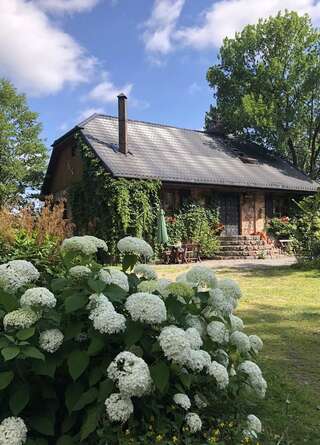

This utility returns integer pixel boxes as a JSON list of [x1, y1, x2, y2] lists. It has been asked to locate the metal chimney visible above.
[[117, 93, 128, 155]]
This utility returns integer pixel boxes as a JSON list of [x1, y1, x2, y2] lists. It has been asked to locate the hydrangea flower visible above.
[[0, 260, 39, 294], [238, 360, 267, 399], [173, 393, 191, 410], [137, 280, 158, 293], [88, 293, 126, 335], [3, 308, 39, 331], [92, 309, 126, 335], [218, 278, 242, 300], [186, 349, 211, 372], [133, 264, 157, 280], [185, 328, 203, 350], [185, 413, 202, 433], [39, 329, 64, 353], [61, 235, 108, 256], [20, 287, 56, 310], [229, 314, 244, 332], [208, 288, 237, 315], [185, 265, 217, 289], [208, 361, 229, 389], [207, 321, 229, 344], [194, 394, 207, 409], [249, 335, 263, 353], [158, 326, 191, 365], [166, 282, 194, 301], [0, 417, 27, 445], [230, 331, 251, 354], [99, 268, 129, 292], [247, 414, 262, 434], [125, 293, 167, 325], [117, 237, 153, 258], [105, 393, 134, 423], [107, 351, 152, 397], [185, 315, 206, 337], [214, 349, 229, 368], [69, 265, 91, 280]]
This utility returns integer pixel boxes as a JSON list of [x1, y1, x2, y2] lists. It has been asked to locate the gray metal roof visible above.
[[76, 114, 318, 192]]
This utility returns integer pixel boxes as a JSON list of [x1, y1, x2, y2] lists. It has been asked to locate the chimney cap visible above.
[[117, 92, 127, 99]]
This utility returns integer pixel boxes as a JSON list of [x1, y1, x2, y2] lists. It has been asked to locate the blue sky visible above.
[[1, 0, 320, 150]]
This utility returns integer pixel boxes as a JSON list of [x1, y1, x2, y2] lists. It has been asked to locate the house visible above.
[[42, 94, 318, 244]]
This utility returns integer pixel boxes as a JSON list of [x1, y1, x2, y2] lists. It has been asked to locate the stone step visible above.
[[219, 240, 265, 246], [219, 235, 261, 241], [213, 254, 283, 260], [219, 245, 274, 251], [217, 250, 275, 257]]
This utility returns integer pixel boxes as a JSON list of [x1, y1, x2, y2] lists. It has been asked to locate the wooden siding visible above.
[[50, 143, 83, 194]]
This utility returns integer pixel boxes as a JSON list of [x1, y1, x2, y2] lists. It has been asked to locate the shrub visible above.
[[0, 235, 265, 444], [0, 198, 73, 279], [167, 204, 220, 257]]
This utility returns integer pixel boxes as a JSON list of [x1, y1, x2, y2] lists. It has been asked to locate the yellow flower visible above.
[[156, 434, 163, 442], [172, 436, 178, 444]]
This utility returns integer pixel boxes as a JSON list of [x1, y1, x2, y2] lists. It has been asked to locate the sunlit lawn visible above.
[[154, 263, 320, 444]]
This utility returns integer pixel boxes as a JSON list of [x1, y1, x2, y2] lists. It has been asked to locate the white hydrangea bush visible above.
[[0, 235, 266, 445]]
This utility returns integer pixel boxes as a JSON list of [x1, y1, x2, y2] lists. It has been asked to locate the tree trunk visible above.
[[287, 137, 298, 167]]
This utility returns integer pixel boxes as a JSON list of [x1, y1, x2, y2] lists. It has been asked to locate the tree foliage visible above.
[[0, 79, 47, 205], [206, 11, 320, 177]]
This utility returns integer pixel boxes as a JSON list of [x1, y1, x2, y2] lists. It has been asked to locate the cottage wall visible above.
[[50, 143, 83, 194]]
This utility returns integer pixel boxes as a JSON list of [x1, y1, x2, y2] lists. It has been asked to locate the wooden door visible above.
[[216, 193, 240, 236]]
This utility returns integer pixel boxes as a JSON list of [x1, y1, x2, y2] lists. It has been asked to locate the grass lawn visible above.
[[154, 263, 320, 445]]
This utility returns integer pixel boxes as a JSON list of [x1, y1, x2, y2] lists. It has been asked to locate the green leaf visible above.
[[179, 373, 192, 389], [87, 278, 106, 293], [63, 321, 83, 341], [72, 387, 98, 411], [9, 384, 30, 415], [80, 405, 101, 441], [57, 436, 75, 445], [2, 346, 20, 361], [65, 382, 84, 413], [0, 292, 18, 312], [68, 350, 89, 380], [64, 294, 87, 313], [124, 320, 144, 347], [105, 284, 127, 303], [23, 346, 45, 361], [61, 414, 77, 434], [51, 278, 69, 292], [16, 327, 35, 341], [150, 361, 170, 393], [97, 378, 113, 402], [32, 357, 58, 378], [122, 254, 138, 272], [0, 371, 14, 390], [29, 415, 55, 436], [0, 337, 10, 349], [89, 366, 104, 386], [87, 335, 105, 356]]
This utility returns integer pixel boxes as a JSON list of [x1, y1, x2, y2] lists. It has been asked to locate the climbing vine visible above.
[[69, 134, 161, 257]]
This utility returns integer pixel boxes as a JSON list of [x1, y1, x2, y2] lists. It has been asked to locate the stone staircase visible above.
[[214, 235, 282, 260]]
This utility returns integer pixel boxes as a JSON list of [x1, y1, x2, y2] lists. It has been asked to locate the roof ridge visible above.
[[85, 113, 206, 133]]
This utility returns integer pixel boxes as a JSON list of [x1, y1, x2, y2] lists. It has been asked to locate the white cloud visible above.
[[144, 0, 320, 56], [87, 73, 133, 103], [143, 0, 185, 54], [77, 107, 105, 122], [35, 0, 101, 13], [175, 0, 320, 49], [0, 0, 96, 96], [188, 82, 201, 95]]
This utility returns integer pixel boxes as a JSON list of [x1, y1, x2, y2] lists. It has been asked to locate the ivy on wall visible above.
[[69, 134, 161, 257]]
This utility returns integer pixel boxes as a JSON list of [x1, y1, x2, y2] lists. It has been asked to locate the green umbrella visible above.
[[156, 208, 169, 245]]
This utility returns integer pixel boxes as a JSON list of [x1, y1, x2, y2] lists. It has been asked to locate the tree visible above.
[[0, 79, 47, 205], [206, 11, 320, 178]]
